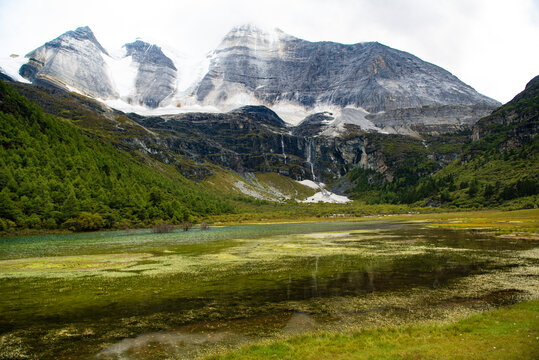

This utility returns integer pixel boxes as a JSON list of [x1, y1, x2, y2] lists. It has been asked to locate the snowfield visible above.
[[302, 191, 351, 203]]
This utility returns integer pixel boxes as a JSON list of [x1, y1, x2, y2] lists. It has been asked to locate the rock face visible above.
[[17, 28, 178, 108], [293, 112, 335, 137], [10, 24, 501, 137], [472, 75, 538, 152], [293, 108, 383, 137], [19, 26, 117, 99], [8, 80, 472, 191], [123, 40, 177, 108], [194, 24, 499, 114], [366, 104, 496, 136], [126, 104, 465, 186]]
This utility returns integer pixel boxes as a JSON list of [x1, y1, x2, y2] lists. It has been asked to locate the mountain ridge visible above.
[[0, 24, 500, 136]]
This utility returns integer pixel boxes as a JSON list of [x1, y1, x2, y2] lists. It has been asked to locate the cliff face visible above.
[[366, 104, 496, 136], [19, 27, 117, 99], [17, 28, 178, 108], [194, 24, 499, 114], [6, 81, 470, 193], [127, 106, 461, 189], [123, 40, 177, 108]]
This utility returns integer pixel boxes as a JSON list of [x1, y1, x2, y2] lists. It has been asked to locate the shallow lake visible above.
[[0, 220, 538, 359]]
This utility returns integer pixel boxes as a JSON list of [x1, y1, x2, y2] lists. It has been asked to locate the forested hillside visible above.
[[0, 81, 234, 232]]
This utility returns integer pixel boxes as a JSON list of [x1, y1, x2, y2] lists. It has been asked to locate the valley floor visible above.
[[0, 209, 537, 359]]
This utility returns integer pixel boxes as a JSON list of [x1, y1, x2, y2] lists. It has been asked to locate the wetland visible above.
[[0, 211, 538, 359]]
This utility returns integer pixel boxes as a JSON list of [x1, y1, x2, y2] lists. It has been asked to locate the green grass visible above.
[[208, 300, 539, 360]]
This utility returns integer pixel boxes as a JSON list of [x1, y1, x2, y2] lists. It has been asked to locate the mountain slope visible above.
[[121, 40, 177, 108], [19, 26, 117, 99], [15, 27, 179, 109], [346, 76, 538, 207], [1, 24, 500, 136], [3, 80, 474, 200], [439, 75, 538, 207], [0, 80, 233, 231], [194, 24, 499, 114]]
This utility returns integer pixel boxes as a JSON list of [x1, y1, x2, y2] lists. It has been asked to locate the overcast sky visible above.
[[0, 0, 537, 103]]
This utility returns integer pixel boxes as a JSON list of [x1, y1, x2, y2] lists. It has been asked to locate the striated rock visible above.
[[195, 24, 500, 114], [127, 105, 461, 186], [229, 105, 287, 128], [19, 26, 117, 99], [293, 112, 335, 137], [123, 40, 177, 108], [0, 70, 13, 81], [366, 104, 497, 135], [11, 23, 501, 136]]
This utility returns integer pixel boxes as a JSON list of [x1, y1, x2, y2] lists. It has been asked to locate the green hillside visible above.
[[430, 76, 538, 208], [347, 76, 538, 208], [0, 81, 234, 232]]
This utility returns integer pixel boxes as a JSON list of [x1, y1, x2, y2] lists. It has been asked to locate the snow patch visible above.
[[271, 101, 313, 125], [320, 107, 384, 137], [102, 51, 137, 98], [102, 98, 221, 116], [302, 191, 350, 204], [296, 180, 350, 203], [0, 56, 31, 83], [297, 180, 322, 189], [197, 82, 263, 111]]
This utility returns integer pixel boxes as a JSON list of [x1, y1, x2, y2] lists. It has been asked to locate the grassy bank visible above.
[[207, 300, 539, 360]]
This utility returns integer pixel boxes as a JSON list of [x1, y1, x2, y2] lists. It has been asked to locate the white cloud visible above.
[[0, 0, 537, 103]]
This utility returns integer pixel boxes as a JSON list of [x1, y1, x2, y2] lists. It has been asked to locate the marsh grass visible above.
[[206, 300, 539, 360], [0, 213, 537, 359]]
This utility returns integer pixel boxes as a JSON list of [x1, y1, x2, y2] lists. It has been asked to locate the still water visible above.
[[0, 221, 537, 359]]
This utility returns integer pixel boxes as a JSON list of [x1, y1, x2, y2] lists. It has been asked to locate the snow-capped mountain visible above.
[[18, 26, 117, 99], [194, 24, 499, 111], [11, 27, 180, 108], [120, 40, 177, 108], [0, 24, 501, 136]]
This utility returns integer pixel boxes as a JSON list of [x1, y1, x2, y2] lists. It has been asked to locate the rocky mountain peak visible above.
[[124, 40, 176, 70], [217, 24, 296, 52], [3, 24, 502, 137], [19, 26, 117, 99], [45, 26, 110, 56], [229, 105, 287, 128], [119, 40, 177, 108]]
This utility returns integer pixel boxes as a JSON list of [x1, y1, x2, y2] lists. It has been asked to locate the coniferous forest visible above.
[[0, 81, 233, 232]]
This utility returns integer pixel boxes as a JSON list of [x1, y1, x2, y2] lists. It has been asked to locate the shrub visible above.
[[62, 212, 104, 232], [181, 222, 193, 231], [200, 221, 209, 230], [152, 223, 175, 233]]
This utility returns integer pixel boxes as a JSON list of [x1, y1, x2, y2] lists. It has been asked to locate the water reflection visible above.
[[96, 330, 248, 359], [1, 221, 537, 360], [96, 312, 320, 359]]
